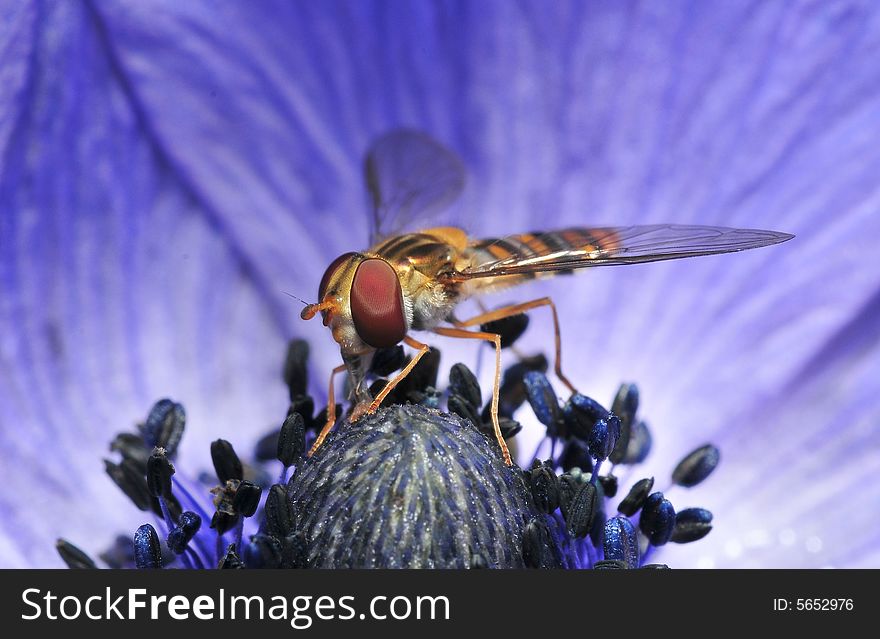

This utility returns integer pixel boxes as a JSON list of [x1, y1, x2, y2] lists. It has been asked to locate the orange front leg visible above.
[[359, 335, 430, 417], [433, 326, 512, 466], [308, 338, 430, 458], [307, 363, 348, 458]]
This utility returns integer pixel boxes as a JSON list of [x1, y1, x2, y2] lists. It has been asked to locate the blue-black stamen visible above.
[[522, 517, 557, 569], [621, 419, 652, 464], [563, 393, 609, 441], [448, 363, 483, 409], [233, 481, 262, 518], [277, 412, 306, 468], [524, 460, 560, 514], [487, 353, 548, 420], [672, 444, 720, 487], [480, 312, 529, 349], [369, 345, 408, 376], [146, 448, 175, 499], [104, 458, 153, 512], [447, 393, 482, 429], [133, 524, 162, 569], [639, 492, 676, 546], [523, 371, 561, 429], [588, 414, 621, 461], [167, 511, 202, 554], [618, 477, 654, 516], [282, 339, 310, 400], [56, 539, 97, 569], [598, 474, 618, 498], [603, 516, 639, 568], [211, 439, 243, 483], [670, 507, 714, 543], [142, 399, 186, 456], [559, 473, 598, 538], [609, 384, 639, 464], [264, 484, 295, 539]]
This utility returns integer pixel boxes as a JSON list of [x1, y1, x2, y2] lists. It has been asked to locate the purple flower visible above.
[[2, 0, 879, 568]]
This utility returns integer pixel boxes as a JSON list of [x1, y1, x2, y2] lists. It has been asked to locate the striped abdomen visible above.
[[465, 227, 622, 291]]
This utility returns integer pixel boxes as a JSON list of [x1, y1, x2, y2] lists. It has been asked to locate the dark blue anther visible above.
[[639, 492, 676, 546], [448, 394, 481, 428], [167, 511, 202, 554], [481, 312, 529, 349], [609, 384, 639, 464], [105, 459, 152, 511], [289, 395, 316, 430], [449, 363, 483, 409], [671, 508, 714, 543], [523, 371, 560, 429], [560, 478, 598, 539], [525, 460, 559, 514], [142, 399, 186, 456], [283, 339, 310, 399], [522, 517, 556, 569], [495, 417, 522, 439], [563, 393, 609, 441], [210, 511, 238, 535], [622, 419, 652, 464], [593, 559, 627, 569], [146, 448, 175, 498], [603, 516, 639, 568], [277, 412, 306, 466], [133, 524, 162, 569], [264, 484, 295, 538], [233, 481, 262, 518], [598, 474, 618, 498], [618, 477, 654, 516], [211, 439, 243, 483], [588, 414, 621, 461], [369, 345, 407, 376], [672, 444, 720, 487], [56, 539, 97, 569], [492, 354, 548, 418]]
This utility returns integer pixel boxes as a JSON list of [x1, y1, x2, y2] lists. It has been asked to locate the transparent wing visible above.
[[364, 129, 466, 244], [458, 224, 794, 279]]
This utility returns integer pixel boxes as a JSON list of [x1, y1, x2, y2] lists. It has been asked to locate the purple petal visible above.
[[0, 2, 288, 567]]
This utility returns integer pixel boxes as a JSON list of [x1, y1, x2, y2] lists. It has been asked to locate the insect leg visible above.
[[307, 363, 348, 458], [455, 297, 577, 395], [433, 326, 512, 466], [365, 335, 431, 413]]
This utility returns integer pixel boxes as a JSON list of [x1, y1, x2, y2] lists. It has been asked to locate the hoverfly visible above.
[[300, 129, 793, 466]]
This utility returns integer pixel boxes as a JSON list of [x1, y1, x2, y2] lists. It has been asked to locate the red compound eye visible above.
[[350, 259, 406, 348]]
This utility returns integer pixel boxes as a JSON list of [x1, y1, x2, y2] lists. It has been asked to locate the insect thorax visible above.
[[374, 234, 464, 331]]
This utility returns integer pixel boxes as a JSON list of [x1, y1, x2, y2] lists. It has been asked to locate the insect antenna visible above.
[[282, 290, 310, 307]]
